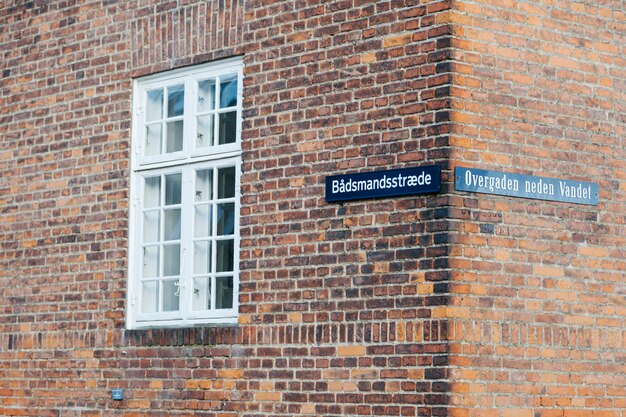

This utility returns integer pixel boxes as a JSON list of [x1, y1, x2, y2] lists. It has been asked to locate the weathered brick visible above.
[[447, 0, 625, 415], [1, 0, 623, 416]]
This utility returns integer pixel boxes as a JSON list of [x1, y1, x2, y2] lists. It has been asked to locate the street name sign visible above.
[[455, 166, 598, 205], [326, 165, 441, 203]]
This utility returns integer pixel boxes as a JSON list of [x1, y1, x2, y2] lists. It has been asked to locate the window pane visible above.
[[144, 177, 161, 208], [192, 277, 211, 311], [165, 174, 182, 205], [164, 208, 181, 241], [142, 246, 159, 278], [193, 241, 211, 274], [145, 123, 162, 156], [217, 203, 235, 236], [216, 276, 233, 309], [166, 120, 184, 153], [196, 115, 214, 149], [220, 76, 237, 108], [198, 79, 216, 112], [216, 239, 234, 272], [194, 204, 212, 238], [162, 280, 180, 312], [146, 89, 163, 122], [218, 111, 236, 145], [163, 244, 181, 276], [167, 85, 184, 117], [141, 281, 158, 314], [143, 210, 160, 243], [217, 166, 236, 199], [195, 169, 213, 201]]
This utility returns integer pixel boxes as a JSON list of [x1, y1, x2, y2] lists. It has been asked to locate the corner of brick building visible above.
[[1, 1, 457, 416], [446, 1, 626, 416], [2, 0, 623, 416]]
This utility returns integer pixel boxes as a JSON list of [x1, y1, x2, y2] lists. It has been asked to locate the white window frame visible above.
[[127, 58, 243, 329]]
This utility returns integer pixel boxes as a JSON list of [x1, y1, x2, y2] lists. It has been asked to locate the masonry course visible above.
[[0, 1, 624, 417]]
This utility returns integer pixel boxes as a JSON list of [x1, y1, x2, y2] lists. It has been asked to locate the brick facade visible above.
[[447, 1, 626, 416], [0, 1, 624, 416]]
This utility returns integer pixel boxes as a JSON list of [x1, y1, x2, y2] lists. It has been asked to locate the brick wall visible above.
[[447, 0, 626, 416], [1, 1, 453, 416], [238, 1, 452, 416], [1, 0, 624, 416]]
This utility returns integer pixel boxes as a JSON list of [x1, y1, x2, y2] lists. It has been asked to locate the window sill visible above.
[[126, 316, 239, 331]]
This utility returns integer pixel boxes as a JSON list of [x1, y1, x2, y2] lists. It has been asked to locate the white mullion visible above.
[[214, 76, 221, 147], [188, 163, 215, 317], [167, 171, 184, 319], [157, 173, 165, 313], [184, 76, 194, 159], [236, 66, 243, 147], [163, 85, 172, 122], [232, 157, 241, 313], [127, 170, 139, 324], [216, 75, 222, 108], [135, 88, 145, 165], [141, 174, 156, 316], [211, 165, 219, 311], [210, 272, 216, 311], [160, 89, 167, 155], [179, 166, 193, 320]]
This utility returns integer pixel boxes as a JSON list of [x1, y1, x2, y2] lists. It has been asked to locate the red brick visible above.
[[1, 1, 623, 416]]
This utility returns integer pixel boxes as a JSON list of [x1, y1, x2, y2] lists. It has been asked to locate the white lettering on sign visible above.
[[559, 181, 591, 199], [524, 178, 555, 196], [326, 166, 441, 202], [464, 169, 519, 192], [456, 167, 598, 206], [332, 172, 432, 195]]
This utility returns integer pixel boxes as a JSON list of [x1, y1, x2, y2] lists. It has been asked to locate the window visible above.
[[127, 58, 242, 329]]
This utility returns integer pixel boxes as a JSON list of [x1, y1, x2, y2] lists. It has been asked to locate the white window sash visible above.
[[132, 59, 243, 170], [129, 158, 241, 328], [127, 58, 242, 330]]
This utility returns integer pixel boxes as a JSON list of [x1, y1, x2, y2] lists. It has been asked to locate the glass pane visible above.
[[141, 281, 158, 314], [165, 174, 182, 205], [142, 210, 160, 243], [164, 208, 181, 241], [196, 115, 214, 149], [218, 166, 236, 199], [218, 111, 236, 145], [166, 120, 184, 153], [216, 239, 234, 272], [142, 246, 159, 278], [220, 76, 237, 108], [193, 241, 211, 274], [167, 85, 184, 117], [194, 204, 212, 238], [146, 89, 163, 122], [216, 276, 234, 309], [195, 169, 213, 201], [163, 244, 181, 276], [217, 203, 235, 236], [198, 79, 216, 112], [145, 123, 162, 156], [162, 280, 180, 312], [144, 177, 161, 208], [192, 277, 211, 311]]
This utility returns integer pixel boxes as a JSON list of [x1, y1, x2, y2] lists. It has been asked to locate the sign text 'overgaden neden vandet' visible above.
[[455, 166, 598, 205]]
